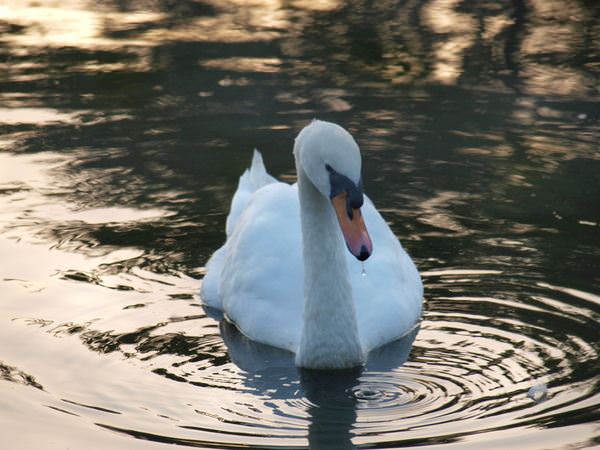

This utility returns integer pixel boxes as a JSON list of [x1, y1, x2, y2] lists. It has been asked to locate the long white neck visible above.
[[294, 163, 364, 369]]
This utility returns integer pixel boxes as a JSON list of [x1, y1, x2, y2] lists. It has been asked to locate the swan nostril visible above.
[[346, 205, 354, 220], [357, 245, 370, 261]]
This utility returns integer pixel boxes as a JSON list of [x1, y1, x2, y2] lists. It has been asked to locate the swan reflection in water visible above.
[[210, 307, 418, 450]]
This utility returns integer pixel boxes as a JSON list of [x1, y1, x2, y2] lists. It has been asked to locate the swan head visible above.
[[294, 120, 373, 261]]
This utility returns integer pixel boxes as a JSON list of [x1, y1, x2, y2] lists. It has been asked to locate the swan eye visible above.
[[326, 164, 364, 214], [326, 164, 362, 195], [348, 178, 364, 209], [346, 203, 354, 220]]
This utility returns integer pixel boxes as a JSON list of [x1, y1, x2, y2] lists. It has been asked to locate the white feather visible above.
[[201, 120, 423, 368], [225, 150, 277, 236]]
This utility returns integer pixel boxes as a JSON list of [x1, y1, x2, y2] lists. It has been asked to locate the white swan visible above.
[[201, 120, 423, 369]]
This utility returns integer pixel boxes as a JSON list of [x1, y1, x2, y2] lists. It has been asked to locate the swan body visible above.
[[201, 120, 423, 369]]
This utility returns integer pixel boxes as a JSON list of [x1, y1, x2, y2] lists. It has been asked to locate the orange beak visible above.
[[331, 192, 373, 261]]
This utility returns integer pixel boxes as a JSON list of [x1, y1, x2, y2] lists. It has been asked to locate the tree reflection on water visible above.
[[1, 0, 598, 269]]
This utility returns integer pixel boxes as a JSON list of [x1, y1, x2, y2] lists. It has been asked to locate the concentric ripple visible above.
[[26, 269, 593, 449]]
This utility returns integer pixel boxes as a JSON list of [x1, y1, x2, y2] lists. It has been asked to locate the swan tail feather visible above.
[[225, 150, 277, 236], [250, 149, 278, 189]]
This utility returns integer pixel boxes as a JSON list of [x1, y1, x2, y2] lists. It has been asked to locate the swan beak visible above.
[[331, 193, 373, 261]]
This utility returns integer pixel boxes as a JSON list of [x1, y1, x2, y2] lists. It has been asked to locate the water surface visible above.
[[1, 1, 599, 449]]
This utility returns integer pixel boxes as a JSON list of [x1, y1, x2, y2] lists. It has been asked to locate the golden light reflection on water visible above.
[[199, 57, 283, 73], [0, 0, 596, 97], [141, 16, 281, 44], [482, 14, 514, 42], [0, 107, 85, 125], [522, 64, 593, 97], [417, 191, 472, 236], [0, 1, 163, 48], [529, 0, 584, 20], [422, 0, 475, 35], [290, 0, 341, 12], [422, 0, 475, 85], [32, 205, 174, 225], [522, 25, 579, 56], [0, 152, 63, 188]]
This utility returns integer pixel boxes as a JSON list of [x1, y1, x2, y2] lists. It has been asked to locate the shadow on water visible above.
[[163, 317, 417, 450]]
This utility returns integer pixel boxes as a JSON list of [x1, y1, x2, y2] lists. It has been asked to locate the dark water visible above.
[[1, 1, 599, 449]]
